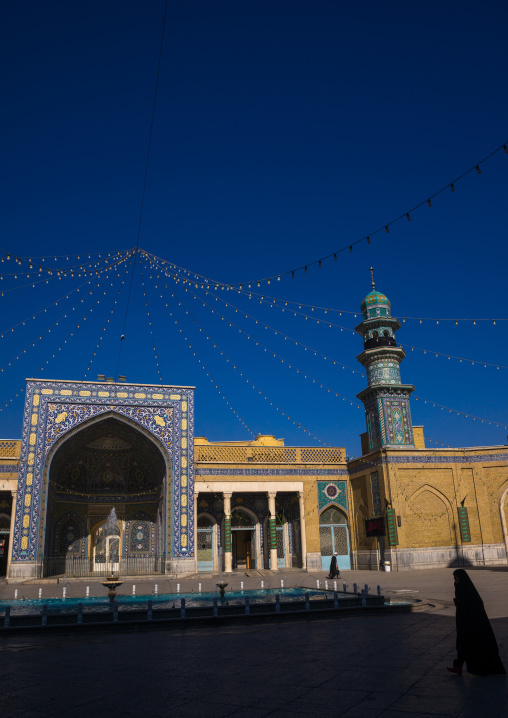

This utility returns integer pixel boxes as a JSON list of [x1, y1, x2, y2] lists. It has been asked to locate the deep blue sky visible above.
[[1, 1, 507, 454]]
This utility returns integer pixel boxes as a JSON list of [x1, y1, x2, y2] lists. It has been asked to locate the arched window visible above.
[[231, 509, 255, 528], [373, 330, 379, 338], [383, 330, 390, 337], [198, 515, 213, 528], [319, 505, 350, 570]]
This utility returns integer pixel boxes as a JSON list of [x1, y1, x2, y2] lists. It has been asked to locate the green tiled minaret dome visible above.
[[360, 290, 391, 320]]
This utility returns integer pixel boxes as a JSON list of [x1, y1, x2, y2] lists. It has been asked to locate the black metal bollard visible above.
[[245, 596, 250, 615], [305, 593, 310, 611], [333, 590, 339, 608], [377, 585, 382, 596], [361, 589, 366, 607], [77, 602, 83, 625], [180, 597, 186, 618], [41, 604, 48, 626], [147, 599, 153, 621], [275, 594, 280, 613], [353, 582, 358, 594], [4, 606, 10, 628]]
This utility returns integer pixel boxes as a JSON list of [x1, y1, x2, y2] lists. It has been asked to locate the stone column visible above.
[[6, 490, 17, 578], [268, 491, 278, 572], [223, 492, 232, 573], [298, 491, 307, 570]]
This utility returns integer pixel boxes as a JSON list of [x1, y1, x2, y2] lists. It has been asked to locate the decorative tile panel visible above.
[[317, 481, 348, 512], [11, 380, 194, 564]]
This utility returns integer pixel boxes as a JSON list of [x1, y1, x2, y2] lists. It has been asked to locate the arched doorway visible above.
[[319, 505, 351, 570], [92, 518, 121, 574], [0, 513, 10, 576], [197, 514, 216, 571], [231, 508, 257, 569], [43, 416, 167, 577]]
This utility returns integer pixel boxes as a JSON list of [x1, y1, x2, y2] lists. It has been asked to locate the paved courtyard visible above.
[[0, 567, 507, 717]]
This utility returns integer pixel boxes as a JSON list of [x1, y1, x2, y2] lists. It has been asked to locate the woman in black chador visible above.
[[448, 569, 506, 676], [328, 552, 340, 579]]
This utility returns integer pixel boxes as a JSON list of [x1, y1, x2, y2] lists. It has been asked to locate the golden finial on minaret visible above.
[[369, 267, 375, 291]]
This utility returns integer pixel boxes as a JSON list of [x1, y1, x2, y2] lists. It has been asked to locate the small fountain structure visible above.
[[216, 547, 228, 598], [100, 508, 124, 603]]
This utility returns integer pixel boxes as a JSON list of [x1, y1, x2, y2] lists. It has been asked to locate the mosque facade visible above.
[[1, 285, 507, 578]]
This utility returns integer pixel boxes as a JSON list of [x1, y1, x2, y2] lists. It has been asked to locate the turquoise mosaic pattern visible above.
[[370, 472, 382, 516], [317, 481, 348, 512], [367, 360, 402, 386]]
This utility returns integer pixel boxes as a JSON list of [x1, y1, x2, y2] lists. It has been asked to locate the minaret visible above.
[[355, 269, 415, 452]]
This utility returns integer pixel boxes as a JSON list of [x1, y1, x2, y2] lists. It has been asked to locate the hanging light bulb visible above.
[[451, 183, 455, 192], [476, 165, 482, 174]]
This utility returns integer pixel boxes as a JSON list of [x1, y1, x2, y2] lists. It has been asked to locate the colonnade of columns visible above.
[[220, 490, 307, 573]]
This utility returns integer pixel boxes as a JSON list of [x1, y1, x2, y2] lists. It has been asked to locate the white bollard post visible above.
[[38, 588, 42, 599], [198, 583, 201, 593], [86, 586, 90, 598], [325, 580, 328, 590], [240, 581, 244, 590], [261, 580, 264, 589], [280, 579, 284, 588], [177, 583, 180, 593], [334, 580, 338, 591], [154, 584, 158, 595], [14, 589, 18, 600], [62, 587, 67, 600], [132, 585, 136, 596], [316, 579, 320, 589]]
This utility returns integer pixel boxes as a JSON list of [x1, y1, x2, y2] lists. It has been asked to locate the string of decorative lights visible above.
[[0, 265, 127, 412], [145, 256, 364, 376], [139, 260, 164, 384], [0, 248, 128, 262], [0, 264, 124, 376], [147, 265, 360, 408], [0, 250, 132, 297], [153, 288, 256, 438], [413, 395, 507, 429], [0, 264, 125, 341], [143, 250, 507, 326], [399, 342, 506, 370], [82, 257, 133, 380], [143, 257, 330, 445], [145, 257, 507, 432], [142, 137, 508, 288], [229, 141, 508, 287], [0, 248, 131, 279], [147, 252, 503, 373]]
